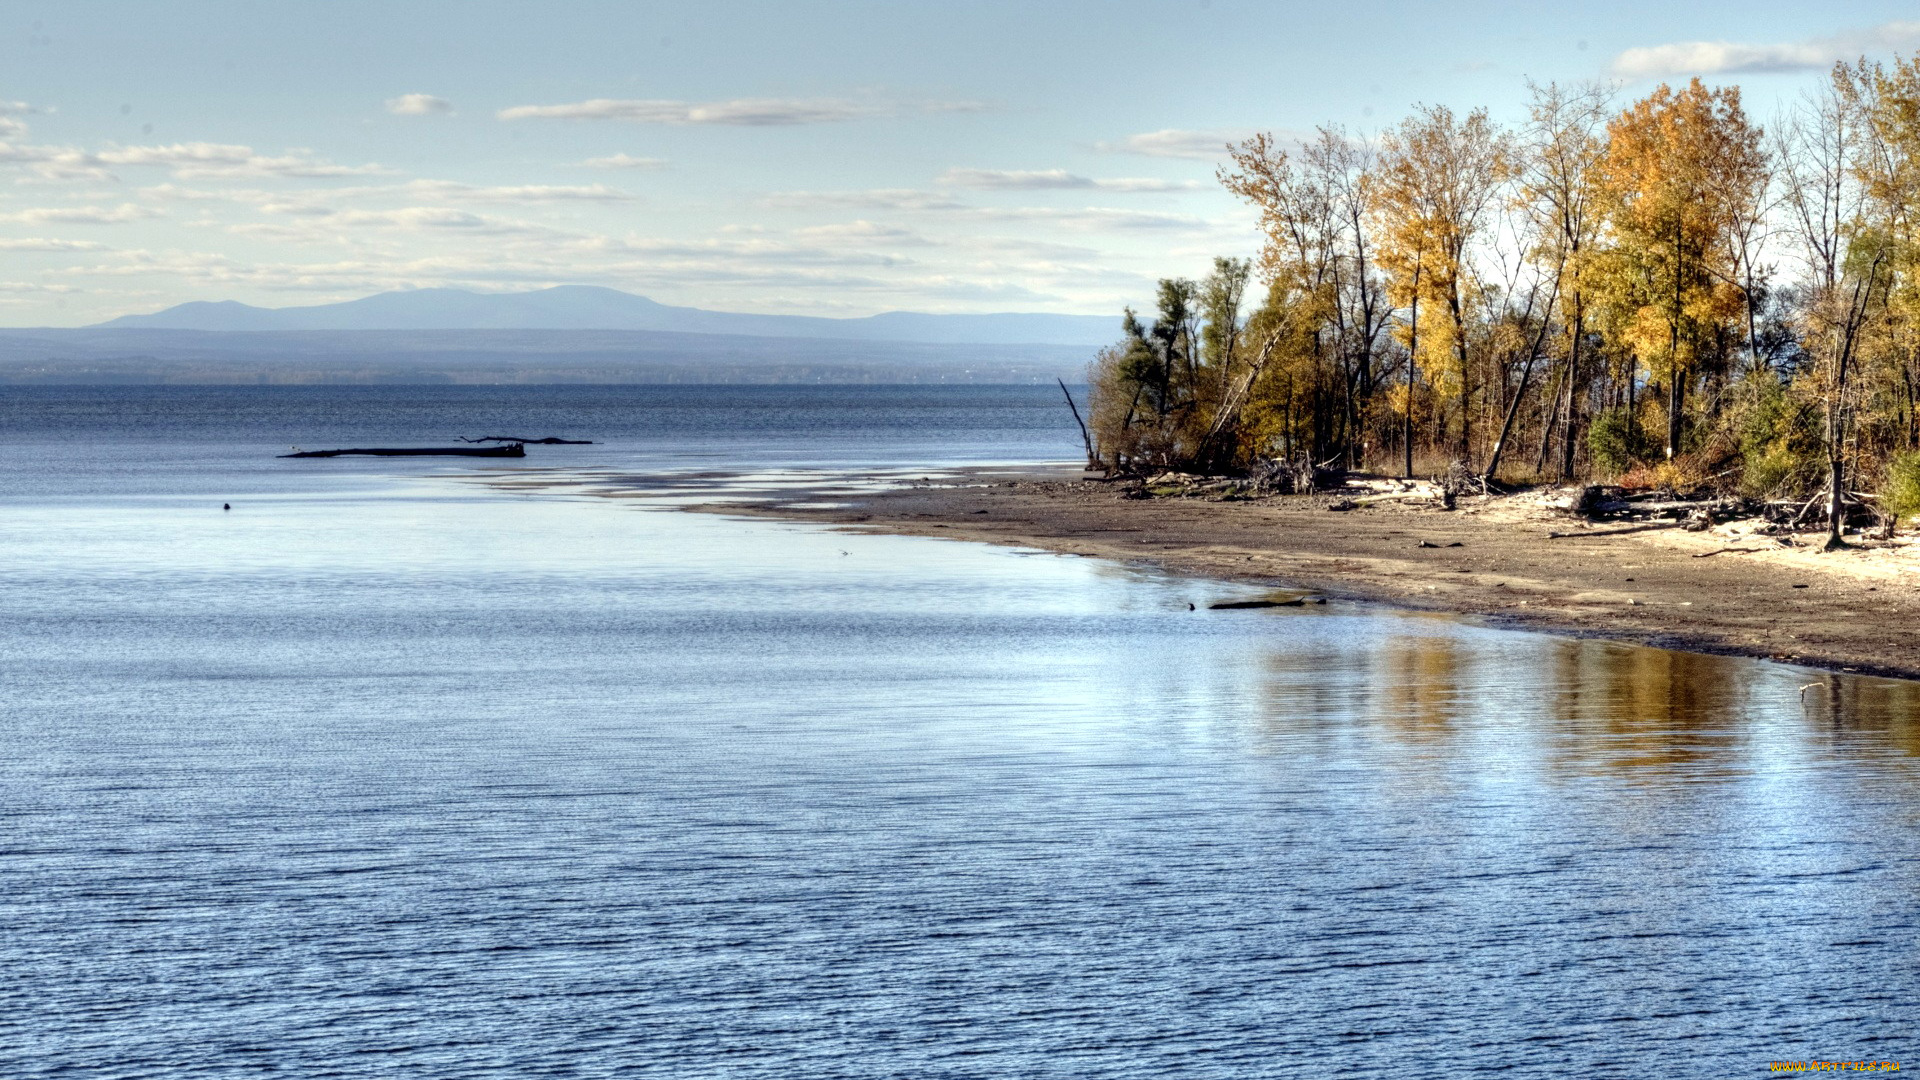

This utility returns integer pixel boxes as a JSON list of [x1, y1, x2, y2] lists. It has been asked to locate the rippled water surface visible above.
[[3, 386, 1916, 1076]]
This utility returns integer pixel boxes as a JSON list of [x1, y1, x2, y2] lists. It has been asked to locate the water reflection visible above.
[[9, 429, 1920, 1076], [1537, 641, 1768, 778], [1247, 616, 1920, 785], [1376, 632, 1472, 737], [1797, 673, 1920, 755]]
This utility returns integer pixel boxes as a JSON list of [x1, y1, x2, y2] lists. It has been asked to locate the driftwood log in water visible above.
[[1209, 597, 1307, 609], [279, 444, 526, 458], [458, 436, 593, 444]]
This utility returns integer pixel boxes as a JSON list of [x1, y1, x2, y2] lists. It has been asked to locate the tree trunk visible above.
[[1485, 273, 1561, 484], [1560, 298, 1583, 480], [1484, 351, 1535, 485], [1667, 217, 1684, 460], [1449, 281, 1471, 465], [1535, 363, 1565, 476], [1404, 284, 1420, 480], [1826, 435, 1846, 551], [1667, 367, 1684, 461]]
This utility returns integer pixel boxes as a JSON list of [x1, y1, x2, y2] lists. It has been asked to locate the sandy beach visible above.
[[705, 466, 1920, 681]]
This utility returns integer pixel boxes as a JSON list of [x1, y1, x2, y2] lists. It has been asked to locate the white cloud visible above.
[[386, 93, 452, 116], [574, 234, 917, 268], [762, 188, 970, 211], [224, 205, 564, 239], [766, 187, 1210, 232], [0, 237, 109, 250], [1612, 20, 1920, 79], [134, 179, 631, 212], [1097, 177, 1207, 192], [401, 180, 635, 203], [1, 203, 158, 224], [335, 207, 497, 229], [578, 153, 669, 170], [94, 142, 394, 179], [499, 97, 871, 125], [0, 101, 42, 139], [917, 100, 996, 115], [938, 167, 1202, 192], [0, 140, 392, 180], [58, 240, 945, 298], [941, 168, 1093, 190], [967, 206, 1213, 232], [0, 141, 48, 162], [955, 236, 1101, 260], [793, 220, 930, 244], [134, 182, 248, 202], [0, 281, 79, 293], [1097, 128, 1258, 160], [34, 225, 1159, 319], [0, 141, 113, 181]]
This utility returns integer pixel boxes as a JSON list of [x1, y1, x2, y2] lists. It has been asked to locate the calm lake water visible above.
[[3, 385, 1916, 1077]]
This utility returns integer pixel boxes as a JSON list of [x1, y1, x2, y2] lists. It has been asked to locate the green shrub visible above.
[[1881, 452, 1920, 528], [1735, 381, 1821, 497], [1587, 407, 1651, 476]]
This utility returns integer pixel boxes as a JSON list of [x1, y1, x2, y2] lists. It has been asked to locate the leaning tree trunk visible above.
[[1483, 273, 1561, 485]]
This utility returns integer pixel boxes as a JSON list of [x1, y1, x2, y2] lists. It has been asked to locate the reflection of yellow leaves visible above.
[[1379, 635, 1468, 734]]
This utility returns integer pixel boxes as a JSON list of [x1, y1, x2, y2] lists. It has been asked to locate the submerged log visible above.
[[1210, 597, 1307, 609], [279, 444, 527, 458]]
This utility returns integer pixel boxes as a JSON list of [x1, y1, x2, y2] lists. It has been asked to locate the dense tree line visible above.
[[1087, 59, 1920, 543]]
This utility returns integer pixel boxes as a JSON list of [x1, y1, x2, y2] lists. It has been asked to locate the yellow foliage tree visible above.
[[1374, 105, 1510, 469], [1596, 78, 1767, 461]]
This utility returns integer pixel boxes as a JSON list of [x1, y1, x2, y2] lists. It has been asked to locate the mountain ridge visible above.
[[95, 285, 1119, 347], [0, 325, 1090, 385]]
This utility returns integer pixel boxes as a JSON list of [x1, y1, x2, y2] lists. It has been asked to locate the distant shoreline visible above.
[[700, 466, 1920, 683]]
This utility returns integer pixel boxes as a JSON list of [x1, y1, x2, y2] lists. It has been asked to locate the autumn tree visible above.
[[1375, 105, 1511, 467], [1219, 133, 1326, 463], [1086, 49, 1920, 545], [1596, 78, 1768, 462], [1517, 80, 1613, 479]]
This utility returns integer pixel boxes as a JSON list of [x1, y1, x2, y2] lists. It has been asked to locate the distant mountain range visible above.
[[97, 286, 1119, 347], [0, 326, 1092, 385]]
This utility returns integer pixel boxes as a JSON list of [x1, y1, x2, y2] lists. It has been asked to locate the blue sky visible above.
[[2, 0, 1916, 325]]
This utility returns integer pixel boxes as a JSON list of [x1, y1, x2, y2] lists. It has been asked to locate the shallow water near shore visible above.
[[3, 386, 1917, 1076]]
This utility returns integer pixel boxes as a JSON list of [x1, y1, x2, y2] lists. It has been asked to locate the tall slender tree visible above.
[[1375, 105, 1511, 466], [1597, 78, 1767, 460], [1518, 80, 1613, 479]]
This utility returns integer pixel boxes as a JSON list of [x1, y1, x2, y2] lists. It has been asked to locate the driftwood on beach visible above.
[[279, 444, 527, 458]]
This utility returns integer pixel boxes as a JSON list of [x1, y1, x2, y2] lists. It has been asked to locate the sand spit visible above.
[[696, 466, 1920, 681]]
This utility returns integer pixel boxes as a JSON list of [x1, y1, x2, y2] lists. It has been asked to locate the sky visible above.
[[2, 1, 1918, 326]]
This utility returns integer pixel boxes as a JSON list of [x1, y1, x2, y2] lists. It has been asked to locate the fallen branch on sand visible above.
[[1546, 522, 1682, 539]]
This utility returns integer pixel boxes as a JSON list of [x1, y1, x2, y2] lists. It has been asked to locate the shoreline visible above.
[[691, 464, 1920, 683]]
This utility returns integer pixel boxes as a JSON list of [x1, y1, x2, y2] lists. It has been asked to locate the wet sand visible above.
[[706, 467, 1920, 681]]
